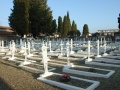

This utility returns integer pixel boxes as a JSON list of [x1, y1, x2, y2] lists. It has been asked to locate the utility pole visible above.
[[118, 14, 120, 30]]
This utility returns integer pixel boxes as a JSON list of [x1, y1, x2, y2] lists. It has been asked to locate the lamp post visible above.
[[118, 14, 120, 41], [118, 14, 120, 30]]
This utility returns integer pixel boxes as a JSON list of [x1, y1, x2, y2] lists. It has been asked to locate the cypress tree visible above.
[[82, 24, 89, 36], [68, 20, 79, 36], [29, 0, 41, 38], [76, 30, 81, 36], [71, 20, 76, 31], [51, 19, 57, 34], [39, 0, 53, 35], [9, 0, 29, 37], [58, 16, 63, 35], [67, 11, 71, 32], [62, 15, 68, 36], [29, 0, 53, 37]]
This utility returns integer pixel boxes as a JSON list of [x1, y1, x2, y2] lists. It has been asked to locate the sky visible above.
[[0, 0, 120, 33]]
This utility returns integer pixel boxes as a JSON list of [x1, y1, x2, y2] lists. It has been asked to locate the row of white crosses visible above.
[[87, 39, 107, 61], [41, 40, 73, 76], [19, 39, 33, 56], [19, 41, 33, 66]]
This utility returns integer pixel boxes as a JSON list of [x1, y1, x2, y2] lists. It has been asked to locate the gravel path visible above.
[[0, 59, 61, 90]]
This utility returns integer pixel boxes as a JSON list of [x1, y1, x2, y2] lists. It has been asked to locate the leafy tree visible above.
[[82, 24, 89, 36], [9, 0, 29, 37], [58, 16, 63, 34]]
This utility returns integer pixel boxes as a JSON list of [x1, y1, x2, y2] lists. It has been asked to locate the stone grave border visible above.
[[37, 72, 100, 90], [63, 65, 115, 78], [85, 61, 120, 67], [19, 63, 56, 72]]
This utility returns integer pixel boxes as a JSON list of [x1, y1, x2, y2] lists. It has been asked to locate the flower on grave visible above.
[[60, 74, 71, 82]]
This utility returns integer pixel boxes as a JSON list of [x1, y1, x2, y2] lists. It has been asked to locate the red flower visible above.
[[60, 74, 71, 82]]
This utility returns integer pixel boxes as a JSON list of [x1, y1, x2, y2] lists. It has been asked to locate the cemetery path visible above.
[[0, 59, 62, 90]]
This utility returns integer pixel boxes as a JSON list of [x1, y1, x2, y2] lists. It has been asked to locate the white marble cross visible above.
[[8, 40, 16, 60], [42, 44, 48, 74], [49, 41, 52, 52], [86, 41, 92, 61], [60, 40, 63, 56], [103, 38, 107, 56], [27, 42, 33, 57], [66, 41, 70, 66], [70, 39, 74, 54], [96, 40, 101, 57]]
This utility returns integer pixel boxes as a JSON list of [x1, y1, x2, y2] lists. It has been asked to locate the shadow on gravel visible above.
[[0, 78, 13, 90], [0, 61, 21, 69], [0, 61, 43, 79]]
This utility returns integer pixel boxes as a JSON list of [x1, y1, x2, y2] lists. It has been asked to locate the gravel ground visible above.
[[0, 59, 62, 90], [1, 57, 120, 90]]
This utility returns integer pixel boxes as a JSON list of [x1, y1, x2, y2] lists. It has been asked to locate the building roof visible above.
[[0, 26, 15, 35], [0, 26, 12, 30], [97, 29, 119, 33]]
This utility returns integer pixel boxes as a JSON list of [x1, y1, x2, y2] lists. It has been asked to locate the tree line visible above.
[[9, 0, 89, 38]]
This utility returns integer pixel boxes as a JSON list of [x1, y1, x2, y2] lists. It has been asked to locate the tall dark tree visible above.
[[68, 20, 78, 36], [50, 19, 57, 34], [82, 24, 89, 36], [76, 30, 81, 36], [29, 0, 41, 38], [58, 16, 63, 34], [40, 6, 53, 34], [67, 11, 71, 32], [62, 15, 68, 36], [29, 0, 53, 37], [9, 0, 29, 37], [71, 20, 76, 31]]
